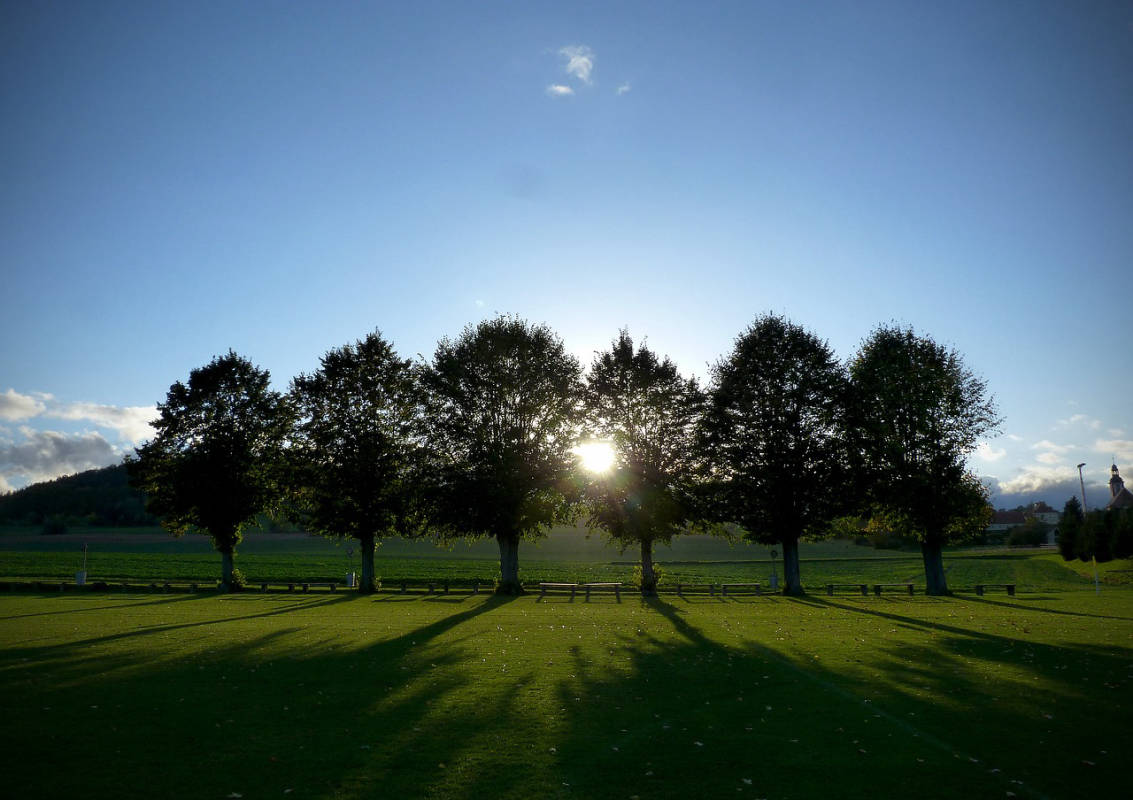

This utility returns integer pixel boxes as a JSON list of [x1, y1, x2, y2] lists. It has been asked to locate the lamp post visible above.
[[1077, 463, 1099, 594]]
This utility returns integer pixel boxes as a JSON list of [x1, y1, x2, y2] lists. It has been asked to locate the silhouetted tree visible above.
[[849, 325, 999, 595], [583, 331, 705, 595], [289, 332, 425, 593], [700, 315, 849, 595], [421, 316, 583, 594], [1057, 496, 1083, 560], [128, 351, 291, 591]]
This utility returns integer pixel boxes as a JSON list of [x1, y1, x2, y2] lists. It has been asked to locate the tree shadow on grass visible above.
[[3, 594, 1128, 799], [960, 593, 1133, 621]]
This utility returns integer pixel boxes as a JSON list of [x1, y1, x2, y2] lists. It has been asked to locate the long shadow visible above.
[[961, 593, 1133, 621], [0, 593, 201, 621]]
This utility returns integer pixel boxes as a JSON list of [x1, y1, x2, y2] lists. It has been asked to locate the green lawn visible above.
[[1, 590, 1129, 799]]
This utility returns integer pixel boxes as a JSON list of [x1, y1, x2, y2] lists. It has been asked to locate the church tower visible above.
[[1107, 463, 1133, 509]]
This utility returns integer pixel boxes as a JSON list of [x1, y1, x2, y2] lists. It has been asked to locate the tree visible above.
[[421, 316, 583, 594], [127, 351, 291, 591], [583, 331, 705, 595], [1057, 496, 1083, 560], [849, 325, 1000, 595], [289, 332, 424, 593], [700, 315, 849, 595]]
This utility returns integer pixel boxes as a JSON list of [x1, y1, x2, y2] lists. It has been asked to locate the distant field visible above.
[[2, 590, 1129, 799], [0, 526, 1116, 592]]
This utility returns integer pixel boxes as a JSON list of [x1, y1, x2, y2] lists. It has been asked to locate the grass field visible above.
[[1, 589, 1130, 799], [1, 527, 1122, 592]]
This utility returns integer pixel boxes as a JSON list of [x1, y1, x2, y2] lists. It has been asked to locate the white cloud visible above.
[[1035, 451, 1063, 465], [615, 82, 631, 95], [559, 45, 594, 84], [0, 429, 120, 488], [1032, 439, 1072, 454], [1057, 413, 1101, 429], [0, 389, 48, 421], [1094, 439, 1133, 465], [974, 441, 1006, 462], [546, 84, 574, 97], [1108, 428, 1125, 437], [45, 402, 155, 445], [1006, 433, 1024, 442]]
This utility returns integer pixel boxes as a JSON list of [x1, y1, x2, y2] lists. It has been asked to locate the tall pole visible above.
[[1077, 463, 1098, 594]]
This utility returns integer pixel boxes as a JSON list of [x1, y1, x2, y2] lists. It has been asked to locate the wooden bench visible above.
[[539, 582, 580, 598], [827, 583, 869, 596], [675, 583, 718, 597], [583, 582, 622, 600], [975, 583, 1016, 596], [873, 583, 915, 596], [721, 583, 761, 596]]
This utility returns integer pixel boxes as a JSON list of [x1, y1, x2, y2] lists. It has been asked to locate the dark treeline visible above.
[[128, 313, 1003, 596], [0, 464, 155, 529], [1057, 496, 1133, 563]]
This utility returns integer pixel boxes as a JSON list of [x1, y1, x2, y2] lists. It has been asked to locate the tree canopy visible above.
[[583, 330, 705, 594], [289, 332, 425, 593], [127, 351, 291, 590], [700, 315, 849, 595], [849, 325, 999, 594], [420, 316, 583, 594]]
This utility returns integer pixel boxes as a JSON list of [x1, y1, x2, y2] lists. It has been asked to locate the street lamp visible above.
[[1076, 462, 1099, 594]]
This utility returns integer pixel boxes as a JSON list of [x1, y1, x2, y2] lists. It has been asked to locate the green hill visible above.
[[0, 463, 155, 528]]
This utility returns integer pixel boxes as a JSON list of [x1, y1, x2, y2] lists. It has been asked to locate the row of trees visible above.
[[129, 314, 998, 596], [1057, 497, 1133, 563]]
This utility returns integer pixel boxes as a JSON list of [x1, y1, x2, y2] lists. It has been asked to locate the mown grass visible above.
[[1, 590, 1129, 799], [0, 545, 1111, 592]]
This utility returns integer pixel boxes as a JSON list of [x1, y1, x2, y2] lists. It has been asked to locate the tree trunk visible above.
[[220, 549, 235, 592], [496, 532, 523, 595], [640, 539, 657, 596], [781, 536, 804, 596], [359, 533, 376, 594], [921, 540, 950, 595]]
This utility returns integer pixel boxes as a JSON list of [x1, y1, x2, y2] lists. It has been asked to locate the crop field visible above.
[[3, 527, 1129, 592], [2, 587, 1130, 800]]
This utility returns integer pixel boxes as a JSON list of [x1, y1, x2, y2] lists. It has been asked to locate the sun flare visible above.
[[575, 441, 616, 473]]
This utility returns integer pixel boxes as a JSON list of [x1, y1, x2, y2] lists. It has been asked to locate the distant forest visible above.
[[0, 464, 155, 528]]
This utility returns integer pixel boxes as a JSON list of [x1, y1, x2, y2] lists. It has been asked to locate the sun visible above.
[[575, 440, 617, 473]]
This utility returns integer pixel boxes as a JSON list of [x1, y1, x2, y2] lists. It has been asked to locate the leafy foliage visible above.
[[582, 331, 705, 593], [699, 315, 849, 595], [127, 351, 291, 590], [420, 316, 584, 593], [289, 332, 425, 592], [1057, 496, 1083, 560], [849, 325, 999, 594]]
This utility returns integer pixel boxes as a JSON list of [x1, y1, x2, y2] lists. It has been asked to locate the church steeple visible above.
[[1111, 463, 1125, 499]]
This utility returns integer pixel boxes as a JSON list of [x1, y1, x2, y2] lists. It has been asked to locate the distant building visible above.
[[1108, 463, 1133, 510]]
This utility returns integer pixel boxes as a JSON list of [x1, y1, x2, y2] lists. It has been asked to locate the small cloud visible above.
[[974, 441, 1006, 462], [1108, 428, 1125, 437], [1035, 451, 1063, 465], [546, 84, 574, 97], [1006, 433, 1024, 442], [0, 389, 47, 421], [1057, 413, 1101, 430], [1031, 440, 1072, 454], [559, 45, 595, 84], [475, 299, 485, 308], [615, 82, 631, 95]]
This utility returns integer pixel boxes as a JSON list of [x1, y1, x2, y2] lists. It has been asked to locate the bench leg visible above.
[[827, 585, 833, 596], [976, 585, 984, 596], [874, 586, 881, 596], [907, 584, 914, 595], [859, 585, 867, 596], [1007, 585, 1015, 596]]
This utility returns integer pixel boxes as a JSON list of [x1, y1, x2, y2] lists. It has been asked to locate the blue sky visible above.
[[1, 1, 1131, 508]]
